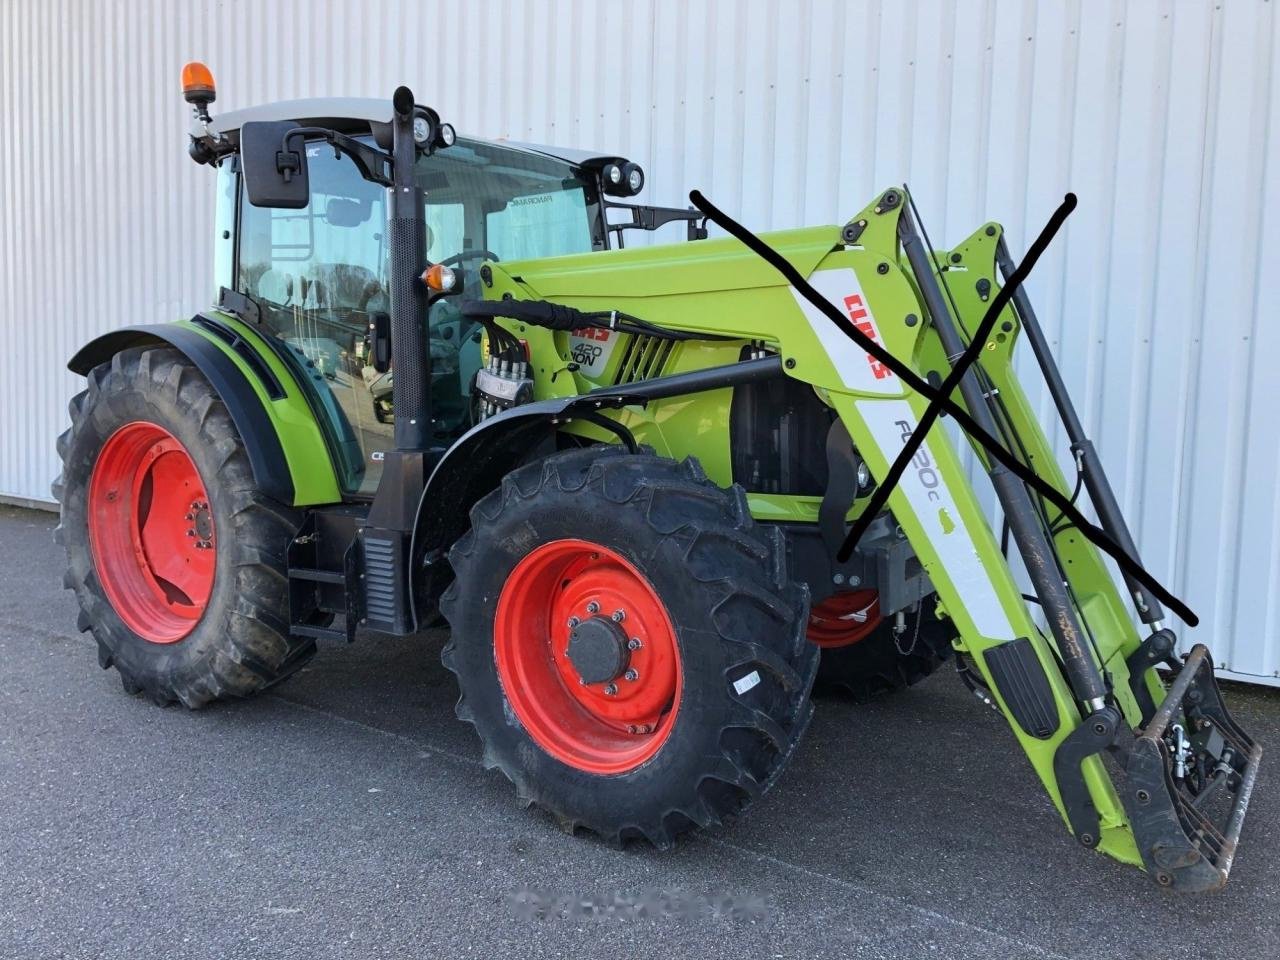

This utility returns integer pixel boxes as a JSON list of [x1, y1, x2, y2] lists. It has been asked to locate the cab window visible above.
[[235, 135, 601, 496]]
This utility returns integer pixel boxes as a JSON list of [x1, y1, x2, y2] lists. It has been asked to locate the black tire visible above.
[[53, 346, 315, 708], [814, 606, 955, 703], [440, 447, 818, 848]]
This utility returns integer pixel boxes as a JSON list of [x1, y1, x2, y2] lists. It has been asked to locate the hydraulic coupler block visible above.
[[475, 356, 534, 421]]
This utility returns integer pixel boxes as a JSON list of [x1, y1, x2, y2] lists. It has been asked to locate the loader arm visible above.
[[475, 186, 1260, 890], [929, 220, 1259, 889]]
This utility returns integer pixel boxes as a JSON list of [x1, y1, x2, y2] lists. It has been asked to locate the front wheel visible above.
[[441, 447, 818, 848]]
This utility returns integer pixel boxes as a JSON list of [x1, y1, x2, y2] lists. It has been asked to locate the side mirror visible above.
[[240, 121, 310, 209]]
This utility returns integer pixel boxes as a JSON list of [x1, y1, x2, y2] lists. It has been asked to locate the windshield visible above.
[[420, 139, 602, 263], [234, 135, 601, 495]]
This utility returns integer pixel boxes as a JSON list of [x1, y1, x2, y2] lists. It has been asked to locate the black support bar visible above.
[[586, 354, 784, 403], [388, 87, 430, 453], [898, 209, 1108, 709], [994, 237, 1165, 625]]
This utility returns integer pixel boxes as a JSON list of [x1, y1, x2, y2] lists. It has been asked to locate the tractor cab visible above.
[[198, 98, 645, 494]]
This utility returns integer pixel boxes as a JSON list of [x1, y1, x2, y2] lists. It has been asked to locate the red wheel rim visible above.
[[493, 539, 682, 775], [87, 422, 216, 644], [807, 589, 881, 648]]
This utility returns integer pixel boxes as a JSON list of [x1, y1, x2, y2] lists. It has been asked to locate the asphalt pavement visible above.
[[2, 503, 1277, 960]]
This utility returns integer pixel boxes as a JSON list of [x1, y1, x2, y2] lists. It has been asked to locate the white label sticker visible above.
[[566, 327, 618, 377], [732, 670, 762, 695], [788, 268, 904, 396], [854, 398, 1016, 641]]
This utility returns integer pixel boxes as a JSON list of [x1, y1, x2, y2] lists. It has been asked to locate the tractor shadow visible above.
[[275, 627, 1280, 954]]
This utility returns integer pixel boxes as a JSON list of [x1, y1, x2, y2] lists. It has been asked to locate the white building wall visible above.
[[1, 0, 1277, 683]]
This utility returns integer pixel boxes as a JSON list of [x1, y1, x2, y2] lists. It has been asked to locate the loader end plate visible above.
[[1120, 645, 1261, 891]]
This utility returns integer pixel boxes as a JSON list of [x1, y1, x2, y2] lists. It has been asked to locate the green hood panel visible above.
[[499, 225, 841, 299]]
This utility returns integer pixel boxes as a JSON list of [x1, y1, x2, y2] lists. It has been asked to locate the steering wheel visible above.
[[440, 250, 500, 268]]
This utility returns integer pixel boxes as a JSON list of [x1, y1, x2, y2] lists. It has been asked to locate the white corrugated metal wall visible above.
[[1, 0, 1276, 683]]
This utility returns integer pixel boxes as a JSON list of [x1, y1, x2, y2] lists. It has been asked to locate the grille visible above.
[[362, 535, 398, 625], [612, 335, 676, 385]]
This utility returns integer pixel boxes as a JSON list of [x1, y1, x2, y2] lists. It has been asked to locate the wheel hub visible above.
[[566, 614, 631, 685], [186, 499, 214, 549], [493, 539, 682, 774], [87, 421, 216, 643]]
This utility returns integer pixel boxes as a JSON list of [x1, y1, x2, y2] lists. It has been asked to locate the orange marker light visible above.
[[421, 264, 457, 292], [181, 61, 216, 104]]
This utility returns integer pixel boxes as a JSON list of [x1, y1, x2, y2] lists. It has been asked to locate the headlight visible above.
[[856, 461, 872, 489], [412, 115, 432, 145], [437, 123, 456, 148]]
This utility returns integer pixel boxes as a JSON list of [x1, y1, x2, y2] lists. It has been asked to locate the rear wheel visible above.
[[53, 346, 314, 707], [811, 590, 954, 703], [441, 447, 818, 847]]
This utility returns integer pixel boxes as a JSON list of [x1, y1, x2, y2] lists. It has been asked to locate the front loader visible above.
[[53, 64, 1258, 891]]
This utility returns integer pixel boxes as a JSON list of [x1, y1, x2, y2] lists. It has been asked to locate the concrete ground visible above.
[[1, 503, 1277, 960]]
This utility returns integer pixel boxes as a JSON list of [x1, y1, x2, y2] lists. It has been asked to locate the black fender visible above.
[[409, 393, 638, 613], [68, 322, 295, 504]]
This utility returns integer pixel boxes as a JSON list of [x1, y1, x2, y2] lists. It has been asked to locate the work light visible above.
[[622, 162, 644, 195]]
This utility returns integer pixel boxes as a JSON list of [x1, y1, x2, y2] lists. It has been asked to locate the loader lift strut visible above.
[[897, 201, 1110, 712], [896, 198, 1261, 891], [993, 237, 1166, 628]]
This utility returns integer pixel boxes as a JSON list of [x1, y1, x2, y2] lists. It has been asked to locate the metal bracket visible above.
[[841, 219, 868, 245], [873, 189, 903, 215], [217, 286, 262, 326], [1052, 705, 1122, 848], [1125, 627, 1179, 724], [818, 419, 861, 563]]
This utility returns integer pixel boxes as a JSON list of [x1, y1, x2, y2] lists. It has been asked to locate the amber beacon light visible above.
[[181, 61, 216, 120]]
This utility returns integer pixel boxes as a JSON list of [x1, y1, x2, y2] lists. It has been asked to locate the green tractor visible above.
[[54, 64, 1259, 891]]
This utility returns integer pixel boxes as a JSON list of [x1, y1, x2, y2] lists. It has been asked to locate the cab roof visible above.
[[201, 97, 623, 170]]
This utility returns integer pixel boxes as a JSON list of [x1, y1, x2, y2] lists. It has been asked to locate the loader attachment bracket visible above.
[[1052, 705, 1122, 849], [1052, 645, 1260, 890], [1121, 644, 1261, 891]]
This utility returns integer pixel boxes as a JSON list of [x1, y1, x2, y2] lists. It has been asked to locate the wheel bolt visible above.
[[627, 638, 642, 650], [612, 610, 625, 622], [185, 513, 195, 521], [604, 682, 617, 696], [624, 669, 638, 682], [567, 616, 580, 628], [586, 601, 600, 614], [186, 529, 196, 537]]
